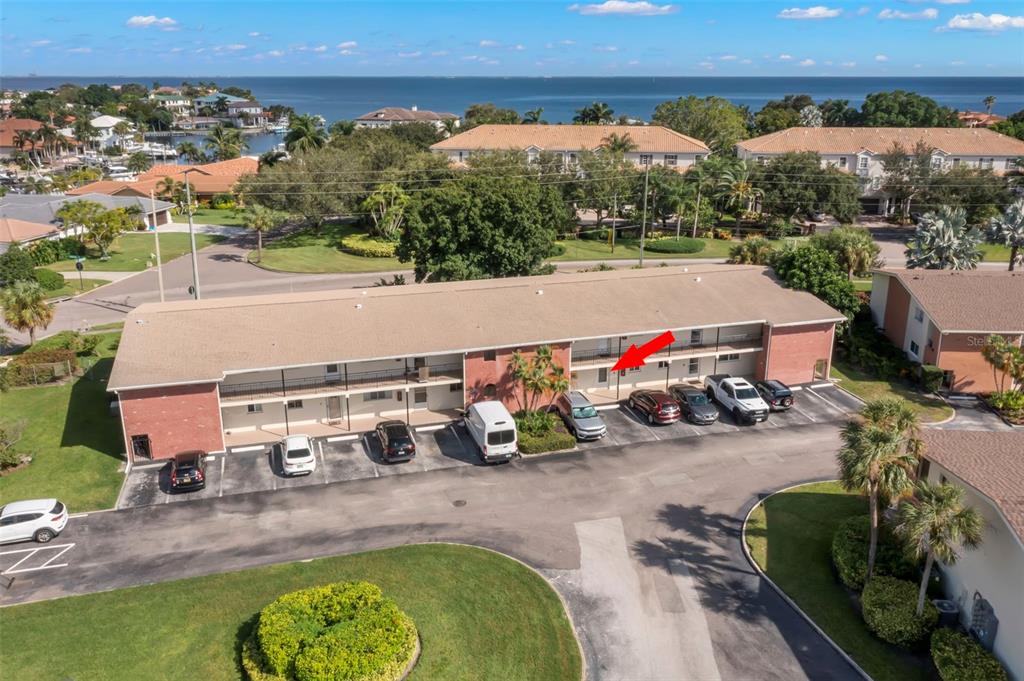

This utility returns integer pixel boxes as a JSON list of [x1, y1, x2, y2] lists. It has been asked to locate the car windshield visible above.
[[286, 448, 311, 460], [736, 387, 759, 400], [572, 406, 599, 419], [389, 435, 414, 448], [487, 429, 516, 445], [687, 393, 709, 406]]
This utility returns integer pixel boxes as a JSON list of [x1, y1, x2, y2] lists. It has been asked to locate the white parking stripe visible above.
[[807, 388, 848, 415], [219, 456, 226, 497], [687, 423, 703, 436], [318, 440, 329, 484], [1, 543, 75, 575], [793, 404, 817, 422]]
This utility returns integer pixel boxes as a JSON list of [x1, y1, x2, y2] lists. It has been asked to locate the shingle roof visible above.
[[108, 264, 844, 390], [431, 124, 711, 154], [736, 127, 1024, 156], [921, 430, 1024, 544], [357, 107, 458, 122], [0, 193, 174, 225], [877, 269, 1024, 333], [0, 217, 60, 244]]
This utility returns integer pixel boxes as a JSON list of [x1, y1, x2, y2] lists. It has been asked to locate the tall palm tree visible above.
[[715, 161, 764, 214], [240, 204, 286, 262], [156, 177, 196, 215], [983, 96, 996, 114], [112, 121, 133, 149], [686, 160, 724, 238], [258, 150, 288, 169], [204, 124, 248, 161], [837, 398, 922, 580], [126, 151, 152, 174], [895, 481, 983, 616], [72, 120, 99, 151], [987, 198, 1024, 271], [22, 176, 52, 195], [574, 101, 614, 125], [523, 107, 544, 124], [0, 281, 55, 345], [728, 236, 774, 265], [284, 114, 327, 154], [12, 130, 39, 167], [175, 141, 206, 164], [601, 132, 637, 156]]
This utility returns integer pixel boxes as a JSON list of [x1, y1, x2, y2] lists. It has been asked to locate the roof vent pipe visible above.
[[355, 303, 363, 310], [536, 289, 543, 295], [695, 276, 702, 283]]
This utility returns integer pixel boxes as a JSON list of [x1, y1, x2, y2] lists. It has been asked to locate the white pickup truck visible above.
[[703, 374, 770, 425]]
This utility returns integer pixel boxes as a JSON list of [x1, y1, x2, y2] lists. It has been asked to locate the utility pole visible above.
[[639, 164, 649, 268], [611, 189, 618, 253], [150, 190, 165, 302], [183, 169, 201, 300]]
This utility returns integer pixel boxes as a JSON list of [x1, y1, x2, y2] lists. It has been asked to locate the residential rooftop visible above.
[[736, 127, 1024, 156], [108, 265, 844, 391], [875, 269, 1024, 333], [69, 158, 259, 198], [0, 216, 60, 244], [357, 107, 458, 122], [431, 124, 710, 154], [0, 193, 174, 225]]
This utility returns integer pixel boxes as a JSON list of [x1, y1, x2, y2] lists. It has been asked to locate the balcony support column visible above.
[[616, 336, 622, 401], [281, 369, 290, 436], [344, 363, 349, 391]]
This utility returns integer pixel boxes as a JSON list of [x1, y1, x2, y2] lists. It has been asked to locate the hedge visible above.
[[340, 234, 397, 258], [3, 348, 79, 387], [517, 428, 576, 455], [645, 237, 706, 254], [33, 268, 65, 291], [861, 576, 938, 648], [243, 581, 417, 681], [931, 628, 1010, 681], [548, 243, 566, 257], [831, 514, 916, 590], [26, 237, 84, 266]]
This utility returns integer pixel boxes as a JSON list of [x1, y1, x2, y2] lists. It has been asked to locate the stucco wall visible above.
[[761, 323, 835, 385], [882, 278, 911, 349], [120, 383, 225, 459]]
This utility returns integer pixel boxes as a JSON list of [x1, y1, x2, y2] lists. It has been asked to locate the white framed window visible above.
[[1007, 158, 1018, 170], [952, 158, 961, 167], [627, 366, 641, 373], [286, 399, 303, 410], [719, 353, 740, 362], [688, 358, 699, 375], [657, 361, 669, 369], [664, 154, 678, 167], [694, 154, 705, 163], [756, 156, 767, 165], [364, 391, 388, 402], [930, 156, 943, 170], [690, 329, 703, 345], [247, 404, 263, 414], [909, 341, 920, 357], [913, 306, 924, 323], [639, 154, 652, 166], [483, 349, 496, 361], [980, 158, 993, 170], [858, 156, 869, 170], [598, 367, 608, 383]]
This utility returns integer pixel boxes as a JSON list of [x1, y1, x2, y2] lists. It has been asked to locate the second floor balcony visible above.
[[571, 332, 763, 368]]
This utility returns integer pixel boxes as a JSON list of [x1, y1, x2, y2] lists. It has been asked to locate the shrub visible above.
[[517, 429, 576, 455], [931, 628, 1010, 681], [987, 390, 1024, 424], [32, 268, 65, 291], [340, 233, 397, 258], [4, 348, 78, 387], [0, 243, 36, 286], [831, 515, 916, 590], [211, 193, 236, 210], [27, 331, 83, 353], [861, 576, 938, 647], [244, 581, 417, 681], [548, 243, 566, 257], [713, 228, 733, 241], [579, 227, 609, 242], [919, 364, 944, 393], [645, 237, 705, 254]]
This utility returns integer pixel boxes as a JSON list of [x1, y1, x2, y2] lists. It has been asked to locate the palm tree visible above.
[[0, 281, 55, 346], [715, 161, 764, 215], [204, 124, 248, 161], [895, 481, 983, 616], [441, 119, 458, 138], [72, 120, 99, 151], [258, 150, 288, 169], [156, 177, 196, 215], [12, 129, 39, 167], [126, 151, 152, 174], [837, 398, 922, 580], [22, 176, 52, 195], [574, 101, 614, 125], [686, 160, 725, 238], [905, 206, 983, 270], [728, 236, 774, 265], [523, 107, 544, 124], [987, 198, 1024, 271], [601, 132, 637, 156], [240, 204, 285, 262], [284, 114, 327, 154], [175, 141, 206, 164], [112, 121, 133, 149], [983, 96, 996, 114]]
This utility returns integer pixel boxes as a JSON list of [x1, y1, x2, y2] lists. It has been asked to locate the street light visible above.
[[182, 168, 201, 300]]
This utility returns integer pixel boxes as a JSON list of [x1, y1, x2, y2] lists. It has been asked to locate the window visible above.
[[913, 306, 924, 323], [598, 367, 608, 383], [664, 154, 678, 167], [639, 154, 652, 166], [858, 156, 869, 169], [756, 156, 767, 165], [450, 382, 463, 392], [838, 157, 847, 168], [326, 364, 339, 373], [287, 399, 303, 410], [719, 353, 740, 362], [364, 391, 388, 402], [657, 361, 669, 369], [247, 404, 263, 414], [568, 153, 577, 164], [1007, 158, 1018, 170], [689, 329, 703, 345], [483, 349, 496, 361], [909, 341, 920, 357], [413, 388, 428, 405], [918, 459, 930, 480], [931, 156, 944, 170], [688, 358, 699, 375], [952, 158, 961, 167], [627, 366, 641, 373], [694, 154, 705, 163], [980, 158, 993, 169]]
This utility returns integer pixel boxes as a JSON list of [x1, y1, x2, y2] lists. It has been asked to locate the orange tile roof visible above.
[[432, 124, 710, 154], [737, 127, 1024, 156], [71, 158, 258, 198], [0, 217, 60, 244], [0, 118, 43, 149]]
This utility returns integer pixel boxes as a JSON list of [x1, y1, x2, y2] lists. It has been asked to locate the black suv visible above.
[[169, 451, 207, 492], [755, 380, 794, 412], [375, 420, 417, 463]]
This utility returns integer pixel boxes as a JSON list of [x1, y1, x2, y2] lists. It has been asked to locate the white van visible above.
[[463, 401, 518, 463]]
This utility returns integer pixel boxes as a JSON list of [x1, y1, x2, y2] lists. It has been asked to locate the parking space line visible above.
[[793, 405, 817, 423], [1, 543, 75, 575], [807, 388, 849, 415], [318, 440, 329, 484], [219, 456, 226, 497], [686, 423, 703, 436]]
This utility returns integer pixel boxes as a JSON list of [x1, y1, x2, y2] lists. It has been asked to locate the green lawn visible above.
[[88, 321, 125, 332], [551, 236, 735, 262], [45, 277, 109, 300], [0, 332, 125, 512], [852, 279, 872, 292], [46, 233, 226, 272], [745, 481, 929, 681], [171, 207, 246, 226], [256, 223, 403, 273], [0, 544, 582, 681], [979, 243, 1011, 263], [831, 359, 953, 424]]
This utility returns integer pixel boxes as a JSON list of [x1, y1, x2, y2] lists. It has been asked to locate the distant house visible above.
[[69, 157, 259, 202], [356, 106, 460, 130], [959, 111, 1007, 129], [0, 118, 43, 157], [918, 430, 1024, 681], [0, 192, 174, 234], [736, 127, 1024, 215], [178, 116, 222, 131], [88, 114, 133, 148], [431, 124, 711, 170], [0, 217, 62, 253], [152, 94, 192, 117], [192, 92, 249, 113], [226, 100, 267, 128]]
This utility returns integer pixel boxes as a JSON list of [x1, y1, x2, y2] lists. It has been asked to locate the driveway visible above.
[[927, 394, 1014, 431]]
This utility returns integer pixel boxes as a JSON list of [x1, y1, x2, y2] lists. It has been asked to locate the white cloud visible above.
[[337, 41, 358, 49], [67, 47, 92, 53], [561, 39, 576, 45], [461, 55, 480, 61], [842, 61, 857, 67], [824, 60, 833, 65], [125, 15, 178, 30], [627, 59, 640, 65], [312, 44, 327, 52], [950, 59, 965, 65], [777, 6, 842, 20], [214, 44, 247, 52], [719, 54, 737, 61], [913, 63, 923, 68], [875, 53, 889, 61], [594, 45, 619, 52], [697, 60, 715, 69], [30, 39, 52, 47], [168, 47, 184, 53], [479, 39, 500, 47], [339, 49, 356, 56], [482, 58, 501, 65], [267, 49, 285, 57], [248, 31, 263, 37], [431, 50, 449, 56], [799, 58, 816, 66], [944, 13, 1024, 31], [778, 53, 793, 60], [568, 1, 677, 16], [740, 58, 753, 64], [856, 6, 871, 15], [878, 8, 938, 20], [397, 50, 422, 58], [512, 43, 525, 51]]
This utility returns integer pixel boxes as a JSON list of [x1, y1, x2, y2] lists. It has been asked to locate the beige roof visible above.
[[921, 430, 1024, 544], [877, 269, 1024, 333], [431, 124, 710, 154], [736, 127, 1024, 156], [0, 217, 59, 244], [108, 265, 843, 390], [358, 107, 458, 122]]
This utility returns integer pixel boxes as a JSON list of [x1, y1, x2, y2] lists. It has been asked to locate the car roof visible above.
[[567, 391, 593, 407], [764, 379, 788, 389], [672, 385, 701, 394], [379, 419, 406, 428], [470, 400, 513, 421], [174, 450, 205, 461], [1, 498, 57, 516], [284, 434, 312, 448]]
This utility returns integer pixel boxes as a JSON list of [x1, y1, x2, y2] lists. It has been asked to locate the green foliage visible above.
[[906, 206, 983, 270], [651, 95, 749, 153], [713, 228, 733, 241], [339, 233, 397, 258], [4, 347, 78, 387], [991, 109, 1024, 141], [830, 515, 916, 590], [26, 237, 83, 266], [931, 629, 1010, 681], [810, 227, 882, 278], [859, 91, 960, 128], [26, 329, 99, 356], [0, 243, 37, 286], [514, 411, 576, 454], [986, 199, 1024, 271], [246, 581, 417, 681], [987, 391, 1024, 424], [728, 236, 775, 265], [757, 152, 861, 222], [769, 244, 861, 318], [645, 237, 705, 254], [860, 576, 938, 647], [32, 268, 65, 291], [210, 193, 236, 210], [918, 365, 944, 393], [922, 168, 1012, 226], [464, 102, 521, 126]]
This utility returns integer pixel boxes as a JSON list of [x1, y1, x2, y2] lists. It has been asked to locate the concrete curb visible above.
[[740, 480, 874, 681]]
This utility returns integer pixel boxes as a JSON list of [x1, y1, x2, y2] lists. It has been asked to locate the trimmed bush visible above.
[[861, 576, 938, 647], [0, 243, 36, 286], [4, 348, 79, 387], [645, 237, 706, 254], [548, 243, 566, 257], [33, 268, 65, 291], [931, 628, 1010, 681], [713, 228, 733, 241], [518, 429, 576, 455], [340, 233, 397, 258], [211, 193, 236, 210], [919, 364, 944, 393], [243, 581, 417, 681], [831, 515, 916, 590]]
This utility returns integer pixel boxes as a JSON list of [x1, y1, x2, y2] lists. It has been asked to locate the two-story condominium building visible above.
[[107, 265, 843, 460], [736, 127, 1024, 215], [430, 124, 711, 169], [869, 269, 1024, 393]]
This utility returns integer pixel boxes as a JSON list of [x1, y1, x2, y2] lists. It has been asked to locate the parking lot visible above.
[[117, 384, 863, 509]]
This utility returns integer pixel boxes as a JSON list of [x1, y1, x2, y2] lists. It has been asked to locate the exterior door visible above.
[[414, 388, 428, 407], [131, 434, 151, 460], [326, 396, 343, 421], [814, 359, 828, 381]]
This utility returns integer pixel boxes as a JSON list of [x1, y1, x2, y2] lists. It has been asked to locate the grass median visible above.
[[46, 233, 226, 272], [256, 223, 403, 273], [0, 544, 582, 681], [171, 207, 246, 226], [830, 360, 953, 424]]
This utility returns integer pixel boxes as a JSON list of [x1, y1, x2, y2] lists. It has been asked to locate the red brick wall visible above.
[[762, 322, 835, 385], [119, 383, 225, 460], [882, 279, 911, 349], [464, 343, 571, 412], [938, 333, 1023, 393]]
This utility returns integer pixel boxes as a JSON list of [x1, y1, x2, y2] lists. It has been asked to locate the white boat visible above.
[[268, 117, 289, 133]]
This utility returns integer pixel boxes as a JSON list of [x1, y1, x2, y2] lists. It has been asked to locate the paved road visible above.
[[1, 424, 859, 681]]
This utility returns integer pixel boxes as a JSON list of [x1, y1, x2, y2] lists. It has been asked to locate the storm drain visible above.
[[452, 499, 467, 507]]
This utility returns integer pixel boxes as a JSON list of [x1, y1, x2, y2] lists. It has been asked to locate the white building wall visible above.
[[903, 298, 931, 362], [869, 273, 890, 327]]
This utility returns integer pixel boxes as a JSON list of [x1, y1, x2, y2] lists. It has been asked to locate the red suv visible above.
[[628, 390, 681, 425]]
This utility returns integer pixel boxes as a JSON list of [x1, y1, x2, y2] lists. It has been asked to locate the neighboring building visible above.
[[869, 269, 1024, 393], [918, 430, 1024, 681], [736, 127, 1024, 215], [178, 116, 222, 131], [0, 118, 43, 157], [107, 265, 843, 459], [959, 111, 1007, 129], [192, 92, 249, 113], [69, 157, 258, 201], [88, 114, 132, 148], [0, 192, 174, 230], [431, 124, 711, 169], [0, 216, 62, 253], [356, 106, 459, 130], [225, 100, 267, 128], [151, 94, 192, 117]]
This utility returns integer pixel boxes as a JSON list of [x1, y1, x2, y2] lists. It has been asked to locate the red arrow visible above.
[[612, 330, 676, 372]]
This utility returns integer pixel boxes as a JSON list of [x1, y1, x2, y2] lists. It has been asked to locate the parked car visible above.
[[554, 391, 607, 440], [169, 451, 207, 492], [0, 499, 68, 544], [703, 374, 769, 425], [755, 380, 795, 412], [668, 385, 720, 425], [463, 401, 517, 463], [280, 435, 317, 476], [375, 420, 417, 463], [628, 389, 681, 425]]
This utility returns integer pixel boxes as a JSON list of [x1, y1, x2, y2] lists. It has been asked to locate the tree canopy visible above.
[[770, 243, 861, 318], [651, 95, 749, 153], [859, 90, 960, 128]]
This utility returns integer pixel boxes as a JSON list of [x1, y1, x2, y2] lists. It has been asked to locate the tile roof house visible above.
[[958, 111, 1007, 129], [0, 216, 61, 252], [356, 106, 460, 130], [68, 157, 259, 200], [0, 118, 44, 156]]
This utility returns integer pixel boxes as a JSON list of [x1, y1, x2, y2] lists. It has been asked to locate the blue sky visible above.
[[2, 0, 1023, 77]]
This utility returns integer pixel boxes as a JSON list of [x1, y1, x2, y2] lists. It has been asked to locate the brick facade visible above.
[[464, 342, 572, 412], [760, 322, 835, 385], [119, 383, 225, 460], [938, 333, 1023, 393], [882, 278, 911, 349]]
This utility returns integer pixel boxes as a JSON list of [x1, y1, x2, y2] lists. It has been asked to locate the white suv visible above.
[[280, 435, 317, 476], [0, 499, 69, 544]]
